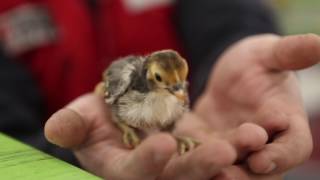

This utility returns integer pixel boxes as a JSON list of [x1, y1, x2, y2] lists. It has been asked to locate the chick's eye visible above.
[[155, 73, 162, 82]]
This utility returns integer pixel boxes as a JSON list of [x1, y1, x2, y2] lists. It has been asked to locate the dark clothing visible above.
[[176, 0, 279, 102], [0, 0, 279, 165], [0, 50, 78, 164]]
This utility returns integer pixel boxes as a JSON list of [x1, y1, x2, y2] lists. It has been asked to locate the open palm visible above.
[[187, 34, 318, 179]]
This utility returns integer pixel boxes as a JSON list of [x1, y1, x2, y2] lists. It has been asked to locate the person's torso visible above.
[[0, 0, 183, 116]]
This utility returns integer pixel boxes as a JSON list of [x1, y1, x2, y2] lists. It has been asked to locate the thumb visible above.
[[263, 34, 320, 70], [45, 93, 115, 148], [44, 108, 89, 148]]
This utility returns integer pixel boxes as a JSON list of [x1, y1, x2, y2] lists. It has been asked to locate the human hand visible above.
[[179, 34, 318, 179], [45, 94, 257, 180]]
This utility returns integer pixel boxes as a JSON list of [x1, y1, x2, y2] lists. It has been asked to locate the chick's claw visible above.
[[116, 122, 140, 148], [175, 136, 200, 155]]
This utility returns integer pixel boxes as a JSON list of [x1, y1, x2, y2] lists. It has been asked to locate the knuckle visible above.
[[209, 141, 237, 167]]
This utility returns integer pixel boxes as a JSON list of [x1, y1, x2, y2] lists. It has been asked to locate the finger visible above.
[[65, 93, 113, 125], [104, 134, 176, 180], [255, 100, 290, 137], [175, 114, 268, 162], [262, 34, 320, 70], [45, 93, 120, 148], [161, 139, 237, 180], [225, 123, 268, 161], [44, 108, 88, 148], [214, 166, 250, 180], [247, 115, 313, 174], [214, 165, 284, 180]]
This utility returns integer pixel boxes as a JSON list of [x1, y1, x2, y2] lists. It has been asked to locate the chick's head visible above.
[[145, 50, 189, 103]]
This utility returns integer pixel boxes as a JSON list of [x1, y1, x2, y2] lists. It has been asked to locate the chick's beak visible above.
[[173, 89, 187, 102]]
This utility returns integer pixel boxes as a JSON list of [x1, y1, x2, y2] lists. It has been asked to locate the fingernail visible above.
[[264, 162, 276, 173]]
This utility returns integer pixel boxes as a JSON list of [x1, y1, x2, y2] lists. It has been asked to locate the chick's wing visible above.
[[103, 56, 143, 104]]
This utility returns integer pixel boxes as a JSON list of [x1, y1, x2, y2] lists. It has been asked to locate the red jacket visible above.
[[0, 0, 182, 115]]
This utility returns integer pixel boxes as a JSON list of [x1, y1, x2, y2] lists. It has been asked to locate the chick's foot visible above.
[[116, 122, 140, 148], [175, 136, 200, 155]]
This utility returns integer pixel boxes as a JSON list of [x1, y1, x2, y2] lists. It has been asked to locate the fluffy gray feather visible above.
[[103, 56, 147, 104]]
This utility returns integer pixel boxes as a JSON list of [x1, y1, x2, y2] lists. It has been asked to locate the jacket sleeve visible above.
[[175, 0, 280, 103], [0, 49, 78, 165]]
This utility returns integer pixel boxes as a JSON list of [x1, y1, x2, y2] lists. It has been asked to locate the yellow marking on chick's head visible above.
[[146, 49, 189, 88]]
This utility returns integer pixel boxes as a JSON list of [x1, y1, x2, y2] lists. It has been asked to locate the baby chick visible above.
[[95, 50, 199, 154]]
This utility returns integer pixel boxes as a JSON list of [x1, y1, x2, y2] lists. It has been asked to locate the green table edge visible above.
[[0, 133, 102, 180]]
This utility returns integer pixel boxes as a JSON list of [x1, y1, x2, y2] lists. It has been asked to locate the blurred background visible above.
[[273, 0, 320, 179]]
